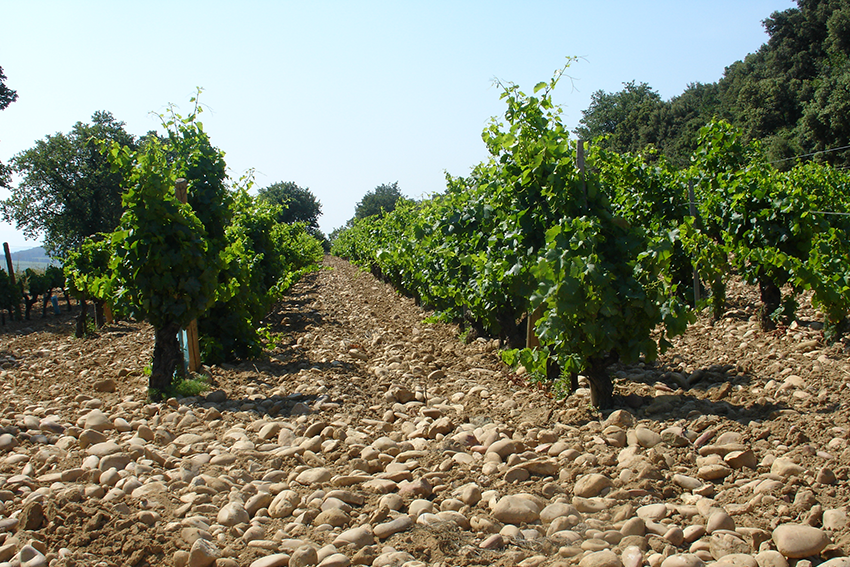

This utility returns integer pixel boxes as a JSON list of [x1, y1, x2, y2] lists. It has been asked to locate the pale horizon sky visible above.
[[1, 1, 794, 252]]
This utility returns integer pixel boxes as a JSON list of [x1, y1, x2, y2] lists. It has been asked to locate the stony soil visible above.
[[0, 256, 849, 567]]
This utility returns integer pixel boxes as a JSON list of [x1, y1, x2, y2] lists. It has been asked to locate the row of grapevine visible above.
[[0, 264, 68, 324], [332, 68, 850, 408], [62, 99, 323, 397]]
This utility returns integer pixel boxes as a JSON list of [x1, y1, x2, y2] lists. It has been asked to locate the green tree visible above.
[[2, 111, 137, 257], [575, 82, 665, 154], [0, 66, 18, 189], [355, 182, 404, 219], [257, 181, 322, 230]]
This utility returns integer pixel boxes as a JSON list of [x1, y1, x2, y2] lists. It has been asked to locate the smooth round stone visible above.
[[823, 508, 848, 531], [269, 490, 301, 518], [819, 559, 850, 567], [480, 534, 504, 550], [86, 441, 122, 457], [18, 545, 47, 567], [314, 508, 349, 527], [637, 504, 668, 521], [772, 524, 830, 558], [188, 538, 219, 567], [296, 467, 332, 485], [606, 410, 636, 428], [486, 439, 518, 459], [540, 502, 578, 524], [492, 494, 541, 524], [634, 427, 662, 448], [217, 502, 250, 526], [707, 510, 735, 533], [79, 429, 108, 448], [573, 497, 613, 513], [717, 553, 758, 567], [0, 434, 18, 452], [249, 554, 291, 567], [317, 553, 350, 567], [660, 554, 706, 567], [84, 410, 112, 431], [771, 458, 805, 478], [621, 517, 646, 537], [332, 526, 374, 549], [664, 527, 685, 546], [755, 550, 788, 567], [817, 468, 837, 485], [290, 545, 319, 567], [724, 450, 757, 470], [710, 532, 752, 559], [697, 464, 732, 481], [622, 546, 644, 567], [673, 474, 703, 491], [683, 525, 706, 543], [579, 549, 622, 567], [574, 474, 614, 498], [373, 515, 412, 539]]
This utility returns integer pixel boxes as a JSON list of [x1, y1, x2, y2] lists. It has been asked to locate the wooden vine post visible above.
[[175, 178, 201, 373], [3, 243, 21, 321]]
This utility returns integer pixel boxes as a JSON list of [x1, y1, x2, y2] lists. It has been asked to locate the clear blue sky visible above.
[[0, 0, 794, 251]]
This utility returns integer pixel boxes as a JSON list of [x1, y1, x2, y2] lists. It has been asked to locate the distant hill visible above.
[[2, 246, 58, 273]]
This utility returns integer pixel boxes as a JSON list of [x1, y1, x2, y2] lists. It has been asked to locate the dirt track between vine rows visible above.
[[0, 256, 849, 567]]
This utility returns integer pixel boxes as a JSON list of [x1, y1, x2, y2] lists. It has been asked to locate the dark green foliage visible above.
[[355, 182, 405, 219], [2, 111, 137, 257], [257, 181, 323, 231], [335, 67, 693, 408], [0, 65, 17, 189], [577, 0, 850, 168], [199, 189, 323, 362], [0, 268, 20, 323]]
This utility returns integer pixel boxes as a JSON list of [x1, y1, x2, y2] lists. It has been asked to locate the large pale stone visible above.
[[217, 502, 250, 526], [579, 550, 623, 567], [188, 538, 219, 567], [574, 474, 614, 498], [772, 524, 829, 558], [492, 495, 541, 524]]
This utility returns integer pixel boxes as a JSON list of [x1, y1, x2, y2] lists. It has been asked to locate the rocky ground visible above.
[[0, 256, 849, 567]]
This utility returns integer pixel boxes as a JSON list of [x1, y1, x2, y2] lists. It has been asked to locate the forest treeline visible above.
[[577, 0, 850, 168]]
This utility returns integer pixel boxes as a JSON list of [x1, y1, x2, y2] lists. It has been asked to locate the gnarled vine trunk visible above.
[[149, 321, 183, 399], [758, 276, 781, 331], [587, 356, 615, 409]]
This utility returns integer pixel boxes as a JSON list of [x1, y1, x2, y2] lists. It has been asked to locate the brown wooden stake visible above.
[[174, 178, 201, 373], [3, 243, 21, 321], [526, 305, 542, 349]]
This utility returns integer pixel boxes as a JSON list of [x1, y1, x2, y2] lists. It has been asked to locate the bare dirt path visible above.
[[0, 257, 848, 567]]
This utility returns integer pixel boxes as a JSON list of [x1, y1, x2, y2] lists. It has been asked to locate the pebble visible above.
[[772, 524, 830, 558], [492, 494, 541, 524], [1, 262, 849, 567], [249, 554, 291, 567]]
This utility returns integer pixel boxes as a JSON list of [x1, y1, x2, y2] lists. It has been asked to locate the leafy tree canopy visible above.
[[355, 182, 404, 219], [0, 66, 18, 189], [575, 81, 664, 156], [0, 66, 16, 111], [2, 111, 137, 257], [257, 181, 322, 230], [576, 0, 850, 168]]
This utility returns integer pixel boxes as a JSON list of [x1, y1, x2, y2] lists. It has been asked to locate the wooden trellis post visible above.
[[175, 178, 201, 373], [3, 243, 21, 321]]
